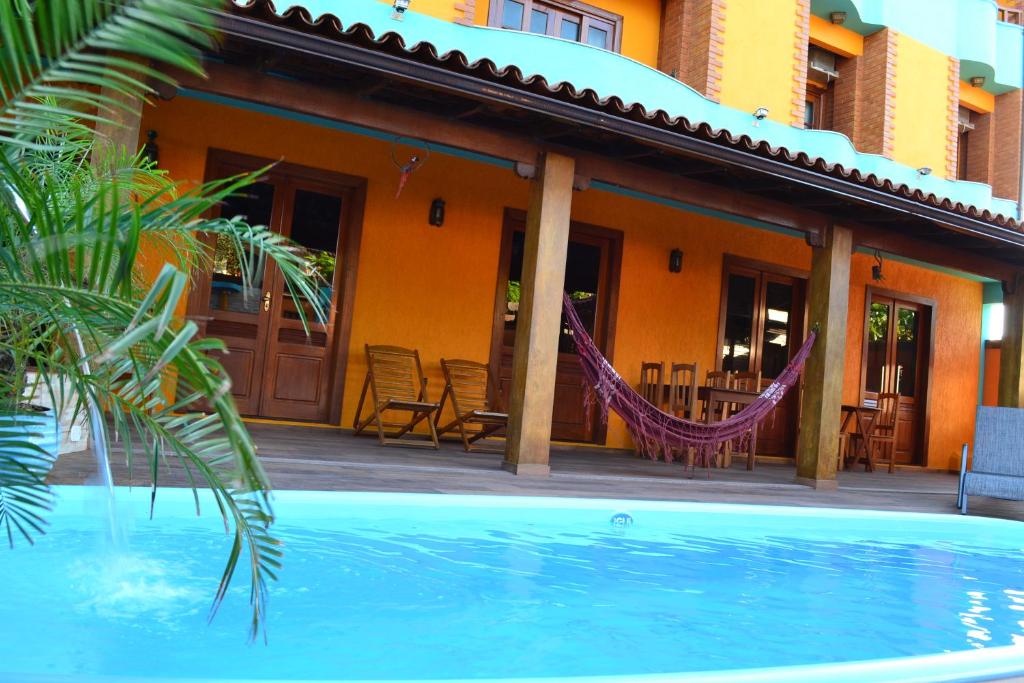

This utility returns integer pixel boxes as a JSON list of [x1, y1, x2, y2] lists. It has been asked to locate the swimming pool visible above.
[[2, 486, 1023, 682]]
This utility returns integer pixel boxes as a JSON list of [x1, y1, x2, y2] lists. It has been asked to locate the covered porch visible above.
[[120, 3, 1024, 491]]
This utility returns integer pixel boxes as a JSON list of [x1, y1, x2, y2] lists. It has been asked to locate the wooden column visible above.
[[502, 152, 576, 476], [795, 224, 852, 489], [90, 69, 144, 168], [999, 274, 1024, 407]]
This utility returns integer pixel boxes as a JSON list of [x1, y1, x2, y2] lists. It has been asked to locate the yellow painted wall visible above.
[[841, 254, 982, 471], [892, 33, 953, 178], [718, 0, 800, 124], [382, 0, 662, 67], [140, 95, 983, 471]]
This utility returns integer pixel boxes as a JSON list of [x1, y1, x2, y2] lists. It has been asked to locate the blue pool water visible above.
[[2, 487, 1024, 682]]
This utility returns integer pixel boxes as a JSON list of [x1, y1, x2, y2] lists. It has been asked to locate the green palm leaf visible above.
[[0, 0, 216, 150], [0, 0, 330, 641]]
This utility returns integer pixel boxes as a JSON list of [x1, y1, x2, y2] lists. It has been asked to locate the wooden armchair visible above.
[[353, 345, 440, 449], [435, 359, 508, 452]]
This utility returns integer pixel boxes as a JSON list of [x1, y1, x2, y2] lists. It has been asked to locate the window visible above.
[[998, 6, 1023, 24], [804, 46, 840, 130], [489, 0, 622, 52], [957, 106, 975, 181]]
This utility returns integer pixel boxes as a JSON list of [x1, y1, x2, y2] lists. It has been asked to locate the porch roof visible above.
[[226, 0, 1020, 227], [211, 0, 1024, 269]]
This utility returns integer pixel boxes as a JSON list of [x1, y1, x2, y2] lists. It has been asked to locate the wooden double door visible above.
[[188, 151, 364, 423], [489, 211, 622, 444], [861, 289, 932, 465], [717, 258, 807, 455]]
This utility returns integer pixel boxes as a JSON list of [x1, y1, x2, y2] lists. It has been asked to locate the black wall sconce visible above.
[[669, 248, 684, 273], [142, 130, 158, 166], [429, 198, 445, 227], [872, 249, 885, 282]]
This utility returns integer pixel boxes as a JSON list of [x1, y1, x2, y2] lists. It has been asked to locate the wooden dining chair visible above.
[[731, 371, 761, 394], [353, 345, 440, 449], [435, 359, 508, 452], [869, 392, 901, 473], [668, 362, 699, 420], [640, 361, 665, 410], [667, 362, 699, 466], [701, 370, 732, 421]]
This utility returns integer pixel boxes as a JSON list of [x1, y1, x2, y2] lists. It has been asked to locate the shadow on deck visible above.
[[48, 422, 1024, 522]]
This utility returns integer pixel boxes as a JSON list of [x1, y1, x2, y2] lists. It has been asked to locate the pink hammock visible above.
[[562, 293, 815, 469]]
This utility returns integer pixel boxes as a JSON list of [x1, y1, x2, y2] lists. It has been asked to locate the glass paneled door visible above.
[[862, 291, 931, 465], [189, 151, 362, 423], [491, 213, 621, 444], [718, 261, 806, 455]]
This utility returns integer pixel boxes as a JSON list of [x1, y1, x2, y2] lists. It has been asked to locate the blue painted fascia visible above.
[[811, 0, 1023, 95], [242, 1, 1020, 221]]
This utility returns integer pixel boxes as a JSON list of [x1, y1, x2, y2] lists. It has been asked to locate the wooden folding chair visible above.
[[435, 359, 508, 452], [353, 345, 440, 449]]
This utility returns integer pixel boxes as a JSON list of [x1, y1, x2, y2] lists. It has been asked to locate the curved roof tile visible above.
[[227, 0, 1020, 229]]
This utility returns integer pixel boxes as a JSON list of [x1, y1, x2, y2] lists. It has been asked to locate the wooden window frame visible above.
[[488, 0, 624, 53], [805, 81, 833, 131], [716, 255, 809, 375], [858, 286, 936, 467], [186, 148, 366, 425]]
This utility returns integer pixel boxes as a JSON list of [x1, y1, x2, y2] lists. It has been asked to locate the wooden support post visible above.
[[999, 274, 1024, 407], [502, 152, 575, 476], [795, 223, 852, 489], [90, 66, 145, 169]]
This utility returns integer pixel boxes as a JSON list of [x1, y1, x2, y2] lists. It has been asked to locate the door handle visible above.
[[263, 291, 271, 312]]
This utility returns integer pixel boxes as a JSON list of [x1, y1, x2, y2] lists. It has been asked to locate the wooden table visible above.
[[654, 384, 760, 470], [840, 403, 880, 472]]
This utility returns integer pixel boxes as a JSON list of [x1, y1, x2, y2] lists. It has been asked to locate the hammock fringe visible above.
[[563, 294, 815, 470]]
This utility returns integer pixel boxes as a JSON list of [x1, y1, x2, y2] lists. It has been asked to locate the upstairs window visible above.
[[489, 0, 622, 52], [998, 6, 1023, 24], [804, 46, 840, 130], [957, 106, 974, 181]]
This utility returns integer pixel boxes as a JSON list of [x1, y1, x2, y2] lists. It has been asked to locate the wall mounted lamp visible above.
[[917, 166, 932, 176], [142, 130, 158, 166], [829, 11, 847, 24], [669, 248, 684, 273], [392, 0, 411, 19], [752, 107, 769, 127], [429, 198, 446, 227], [969, 75, 986, 88], [872, 249, 885, 282]]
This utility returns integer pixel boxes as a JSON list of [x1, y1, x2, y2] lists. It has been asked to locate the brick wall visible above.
[[454, 0, 475, 26], [832, 28, 896, 157], [965, 111, 996, 186], [658, 0, 726, 101], [944, 58, 960, 180], [790, 0, 810, 127], [993, 89, 1023, 202]]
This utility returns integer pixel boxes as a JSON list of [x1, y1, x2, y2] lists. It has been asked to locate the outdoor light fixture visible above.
[[429, 198, 445, 227], [142, 130, 158, 166], [872, 250, 885, 282], [392, 0, 411, 19], [917, 166, 932, 176], [830, 11, 847, 24], [970, 75, 986, 88], [669, 248, 683, 273], [752, 107, 769, 127]]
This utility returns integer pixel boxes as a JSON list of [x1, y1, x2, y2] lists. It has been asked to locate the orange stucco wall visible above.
[[140, 94, 984, 471], [983, 345, 1000, 406], [380, 0, 663, 68]]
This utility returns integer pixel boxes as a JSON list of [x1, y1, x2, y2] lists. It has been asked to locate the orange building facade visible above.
[[128, 0, 1024, 481]]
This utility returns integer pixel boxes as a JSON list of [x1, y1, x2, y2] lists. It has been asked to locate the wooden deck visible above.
[[48, 423, 1024, 522]]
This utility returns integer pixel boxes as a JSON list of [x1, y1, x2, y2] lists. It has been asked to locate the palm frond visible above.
[[0, 0, 217, 151]]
